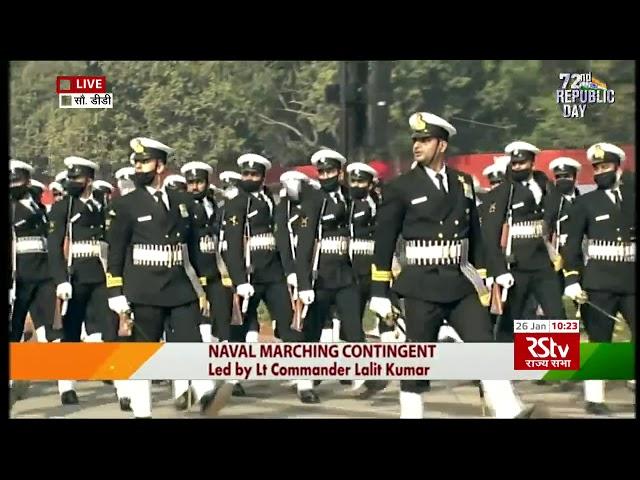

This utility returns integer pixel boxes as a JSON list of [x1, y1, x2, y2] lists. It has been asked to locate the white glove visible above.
[[56, 282, 73, 300], [108, 295, 130, 314], [236, 283, 254, 299], [495, 273, 515, 289], [369, 297, 392, 318], [564, 283, 587, 303], [485, 277, 494, 290], [286, 273, 298, 289], [9, 287, 16, 304], [298, 290, 315, 305]]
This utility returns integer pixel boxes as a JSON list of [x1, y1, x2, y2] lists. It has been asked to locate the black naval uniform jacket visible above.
[[48, 195, 106, 286], [562, 182, 635, 295], [370, 166, 487, 303], [482, 174, 553, 277], [349, 194, 378, 277], [542, 185, 580, 253], [296, 184, 356, 292], [222, 188, 285, 287], [274, 194, 306, 279], [105, 187, 203, 307], [12, 195, 51, 283], [191, 197, 223, 284]]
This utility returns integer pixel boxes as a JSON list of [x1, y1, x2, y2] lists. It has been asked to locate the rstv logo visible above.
[[527, 337, 569, 358], [514, 333, 579, 371]]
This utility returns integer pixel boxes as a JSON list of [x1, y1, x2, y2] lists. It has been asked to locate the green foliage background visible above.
[[10, 60, 634, 179]]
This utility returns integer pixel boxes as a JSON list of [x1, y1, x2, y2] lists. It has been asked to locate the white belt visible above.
[[320, 236, 349, 255], [199, 236, 217, 254], [248, 233, 276, 251], [350, 238, 375, 256], [16, 236, 47, 254], [587, 240, 635, 262], [132, 244, 184, 267], [70, 241, 103, 258], [405, 239, 463, 266], [511, 220, 545, 239]]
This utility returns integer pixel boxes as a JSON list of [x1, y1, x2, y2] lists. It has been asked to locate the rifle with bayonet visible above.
[[490, 182, 515, 316], [287, 199, 304, 332], [301, 198, 326, 321], [55, 197, 75, 330], [9, 203, 17, 331]]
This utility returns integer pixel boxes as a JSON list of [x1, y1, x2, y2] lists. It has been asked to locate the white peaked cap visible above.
[[219, 171, 242, 182], [115, 167, 135, 180], [505, 141, 540, 155], [48, 181, 64, 192], [280, 170, 309, 183], [409, 112, 457, 137], [237, 154, 272, 170], [180, 161, 213, 175], [346, 162, 378, 179], [310, 149, 347, 166], [30, 179, 46, 189], [55, 171, 68, 182], [10, 159, 34, 173], [129, 137, 174, 155], [163, 174, 186, 187], [586, 142, 625, 164], [549, 157, 582, 171], [64, 156, 99, 171], [93, 180, 114, 191]]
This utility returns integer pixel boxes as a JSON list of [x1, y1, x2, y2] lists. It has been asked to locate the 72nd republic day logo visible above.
[[556, 73, 615, 118]]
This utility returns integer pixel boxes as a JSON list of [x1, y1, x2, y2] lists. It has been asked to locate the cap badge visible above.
[[410, 113, 427, 131], [594, 145, 605, 160], [132, 139, 145, 154]]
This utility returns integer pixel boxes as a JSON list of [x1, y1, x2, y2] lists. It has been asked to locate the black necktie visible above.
[[154, 191, 168, 212], [435, 173, 447, 195], [613, 190, 622, 209]]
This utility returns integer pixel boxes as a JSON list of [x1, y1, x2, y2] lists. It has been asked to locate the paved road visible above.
[[10, 379, 635, 419]]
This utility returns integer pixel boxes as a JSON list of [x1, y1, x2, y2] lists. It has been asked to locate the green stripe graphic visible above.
[[542, 343, 635, 380]]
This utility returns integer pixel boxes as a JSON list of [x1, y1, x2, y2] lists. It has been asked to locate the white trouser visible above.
[[584, 380, 605, 403], [36, 326, 77, 395], [480, 380, 524, 418], [172, 379, 217, 401], [399, 381, 524, 419], [437, 322, 463, 342], [199, 324, 212, 343]]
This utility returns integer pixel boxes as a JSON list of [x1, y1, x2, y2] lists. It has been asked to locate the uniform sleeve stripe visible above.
[[371, 265, 392, 282], [106, 274, 123, 288], [563, 270, 579, 277], [199, 277, 207, 286], [477, 268, 487, 279]]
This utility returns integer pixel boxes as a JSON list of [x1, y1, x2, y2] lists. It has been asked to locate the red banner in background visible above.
[[446, 145, 635, 189]]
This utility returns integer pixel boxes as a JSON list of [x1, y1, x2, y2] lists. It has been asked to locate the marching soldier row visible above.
[[9, 110, 635, 418]]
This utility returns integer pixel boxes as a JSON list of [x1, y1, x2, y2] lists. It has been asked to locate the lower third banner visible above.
[[9, 342, 634, 381]]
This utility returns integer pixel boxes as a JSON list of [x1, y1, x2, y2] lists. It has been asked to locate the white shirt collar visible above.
[[145, 185, 167, 196], [423, 164, 448, 190]]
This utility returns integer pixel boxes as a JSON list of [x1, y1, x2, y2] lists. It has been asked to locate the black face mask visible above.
[[240, 179, 262, 193], [66, 180, 86, 197], [134, 171, 156, 188], [594, 171, 617, 190], [555, 178, 575, 195], [350, 186, 368, 200], [10, 185, 29, 200], [320, 176, 339, 192], [192, 189, 207, 201], [511, 168, 532, 182]]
